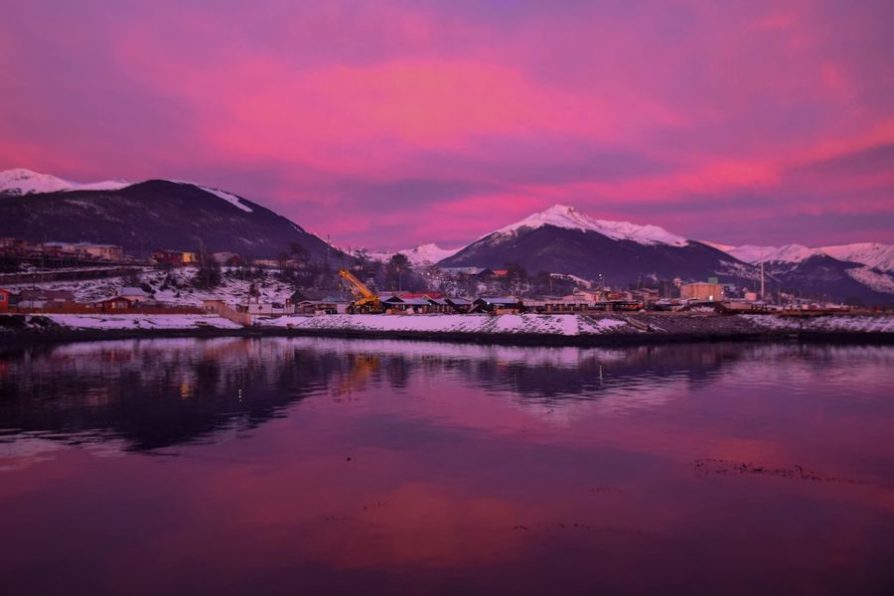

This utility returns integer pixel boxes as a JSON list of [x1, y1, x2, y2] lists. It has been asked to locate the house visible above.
[[681, 282, 725, 302], [90, 296, 132, 312], [426, 297, 451, 314], [241, 298, 291, 315], [16, 289, 76, 310], [79, 243, 124, 261], [152, 249, 198, 266], [382, 295, 434, 314], [294, 296, 350, 314], [445, 297, 473, 313], [471, 297, 523, 314], [525, 297, 592, 314], [0, 288, 12, 312]]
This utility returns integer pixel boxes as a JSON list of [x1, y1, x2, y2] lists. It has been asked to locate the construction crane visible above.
[[338, 268, 384, 313]]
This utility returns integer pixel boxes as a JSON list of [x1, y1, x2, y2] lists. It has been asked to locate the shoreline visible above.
[[3, 321, 894, 349]]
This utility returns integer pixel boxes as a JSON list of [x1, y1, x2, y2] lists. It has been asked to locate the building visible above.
[[0, 288, 12, 312], [16, 289, 76, 310], [382, 295, 433, 314], [293, 296, 350, 315], [471, 297, 523, 314], [445, 297, 473, 313], [152, 250, 198, 266], [681, 282, 725, 302], [79, 243, 124, 261], [90, 296, 133, 312], [525, 297, 593, 314]]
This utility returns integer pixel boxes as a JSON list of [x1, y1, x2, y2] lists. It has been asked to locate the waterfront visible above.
[[2, 338, 893, 594]]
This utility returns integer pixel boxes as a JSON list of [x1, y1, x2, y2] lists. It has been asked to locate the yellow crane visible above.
[[338, 268, 384, 313]]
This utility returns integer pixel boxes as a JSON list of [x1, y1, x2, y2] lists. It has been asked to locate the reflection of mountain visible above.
[[0, 338, 780, 452], [0, 338, 345, 450], [6, 337, 883, 452]]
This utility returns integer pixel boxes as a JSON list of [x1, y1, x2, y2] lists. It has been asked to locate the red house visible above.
[[0, 288, 12, 312], [91, 296, 132, 312]]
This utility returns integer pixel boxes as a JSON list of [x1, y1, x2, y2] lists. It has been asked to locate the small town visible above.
[[1, 236, 884, 329]]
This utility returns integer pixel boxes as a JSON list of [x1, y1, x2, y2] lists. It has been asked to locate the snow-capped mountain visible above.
[[713, 241, 894, 273], [0, 168, 259, 215], [354, 243, 461, 267], [0, 169, 343, 260], [441, 204, 738, 285], [399, 243, 461, 266], [723, 244, 820, 265], [0, 168, 130, 195], [489, 204, 689, 247], [438, 204, 894, 304], [819, 243, 894, 273]]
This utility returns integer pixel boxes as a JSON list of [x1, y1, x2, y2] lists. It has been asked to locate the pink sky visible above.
[[2, 0, 893, 249]]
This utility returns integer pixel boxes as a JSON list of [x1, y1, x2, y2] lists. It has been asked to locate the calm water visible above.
[[1, 338, 893, 595]]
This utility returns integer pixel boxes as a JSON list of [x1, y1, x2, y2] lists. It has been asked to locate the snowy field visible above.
[[3, 266, 295, 306], [258, 313, 630, 336], [42, 314, 243, 330], [4, 312, 894, 339], [745, 314, 894, 333]]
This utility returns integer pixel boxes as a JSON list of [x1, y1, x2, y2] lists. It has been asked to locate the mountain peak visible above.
[[0, 168, 130, 196], [490, 204, 689, 247]]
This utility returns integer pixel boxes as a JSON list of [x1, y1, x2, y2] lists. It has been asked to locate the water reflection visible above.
[[0, 338, 807, 450], [1, 338, 893, 595]]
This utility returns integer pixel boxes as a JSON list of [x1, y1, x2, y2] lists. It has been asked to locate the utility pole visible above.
[[760, 259, 765, 301]]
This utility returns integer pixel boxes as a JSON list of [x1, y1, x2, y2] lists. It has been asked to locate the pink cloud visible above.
[[1, 0, 892, 247]]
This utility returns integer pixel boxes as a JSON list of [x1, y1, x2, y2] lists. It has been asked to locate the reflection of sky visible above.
[[2, 338, 894, 592], [3, 2, 894, 247]]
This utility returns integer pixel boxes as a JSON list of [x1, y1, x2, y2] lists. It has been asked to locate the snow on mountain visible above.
[[0, 168, 129, 195], [490, 204, 689, 247], [821, 243, 894, 272], [716, 241, 894, 272], [847, 267, 894, 294], [398, 243, 461, 266], [176, 182, 253, 213], [354, 243, 461, 266], [1, 168, 260, 215], [725, 244, 820, 264]]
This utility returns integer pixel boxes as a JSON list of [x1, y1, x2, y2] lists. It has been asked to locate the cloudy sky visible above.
[[2, 0, 892, 249]]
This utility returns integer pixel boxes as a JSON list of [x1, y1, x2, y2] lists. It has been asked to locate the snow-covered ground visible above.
[[5, 311, 894, 338], [3, 267, 297, 306], [260, 314, 637, 336], [746, 314, 894, 333], [43, 314, 243, 330]]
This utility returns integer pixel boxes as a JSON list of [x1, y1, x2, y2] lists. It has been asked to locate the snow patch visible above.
[[194, 184, 254, 213], [821, 243, 894, 272], [44, 314, 243, 330], [846, 267, 894, 294], [0, 168, 129, 196], [715, 241, 894, 272], [723, 244, 819, 264]]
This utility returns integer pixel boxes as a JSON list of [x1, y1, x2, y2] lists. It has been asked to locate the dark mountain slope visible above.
[[0, 180, 342, 260], [440, 225, 740, 286]]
